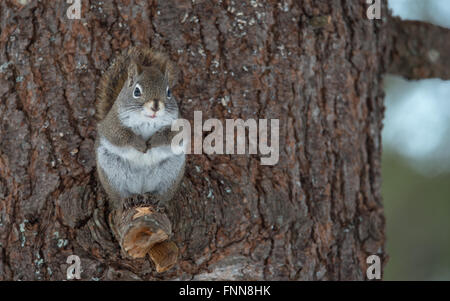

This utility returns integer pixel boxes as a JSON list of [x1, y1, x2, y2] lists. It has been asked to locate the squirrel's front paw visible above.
[[135, 139, 147, 153], [147, 127, 171, 149]]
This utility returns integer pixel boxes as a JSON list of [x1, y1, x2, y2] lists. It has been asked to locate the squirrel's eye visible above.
[[133, 85, 142, 98], [166, 86, 171, 99]]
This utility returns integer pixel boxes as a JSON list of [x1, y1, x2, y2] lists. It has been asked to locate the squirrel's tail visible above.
[[96, 46, 175, 121]]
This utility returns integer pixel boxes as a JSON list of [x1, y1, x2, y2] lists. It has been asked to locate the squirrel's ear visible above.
[[128, 60, 141, 87], [164, 68, 170, 84], [164, 60, 177, 87]]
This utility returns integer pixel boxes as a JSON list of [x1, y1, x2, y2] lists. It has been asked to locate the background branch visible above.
[[388, 16, 450, 80]]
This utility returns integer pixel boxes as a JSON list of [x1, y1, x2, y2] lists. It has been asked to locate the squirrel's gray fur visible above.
[[95, 47, 185, 210]]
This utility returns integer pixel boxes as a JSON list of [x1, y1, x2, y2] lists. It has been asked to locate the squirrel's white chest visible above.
[[101, 137, 171, 165], [97, 136, 185, 198], [107, 142, 185, 165], [120, 113, 164, 141]]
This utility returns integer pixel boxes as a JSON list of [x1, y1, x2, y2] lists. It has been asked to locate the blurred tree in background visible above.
[[384, 0, 450, 280]]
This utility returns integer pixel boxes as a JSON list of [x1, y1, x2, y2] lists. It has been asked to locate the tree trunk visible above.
[[0, 0, 441, 281]]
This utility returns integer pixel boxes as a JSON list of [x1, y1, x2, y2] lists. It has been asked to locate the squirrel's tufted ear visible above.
[[163, 60, 177, 87], [164, 67, 170, 84], [127, 60, 142, 87]]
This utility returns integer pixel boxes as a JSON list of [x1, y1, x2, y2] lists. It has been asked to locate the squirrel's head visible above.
[[118, 59, 178, 125]]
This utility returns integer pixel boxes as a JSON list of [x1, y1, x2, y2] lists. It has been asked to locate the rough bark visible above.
[[0, 0, 394, 280]]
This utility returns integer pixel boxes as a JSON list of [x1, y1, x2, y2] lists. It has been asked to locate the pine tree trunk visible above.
[[0, 0, 399, 280]]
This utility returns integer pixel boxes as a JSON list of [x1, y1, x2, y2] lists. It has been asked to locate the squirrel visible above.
[[95, 47, 185, 211]]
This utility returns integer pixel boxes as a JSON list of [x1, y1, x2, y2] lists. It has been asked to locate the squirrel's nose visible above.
[[151, 100, 159, 111]]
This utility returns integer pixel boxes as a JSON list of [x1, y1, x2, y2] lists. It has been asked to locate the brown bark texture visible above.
[[0, 0, 394, 280]]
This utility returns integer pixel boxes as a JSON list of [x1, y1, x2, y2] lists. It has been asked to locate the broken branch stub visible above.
[[109, 205, 178, 272], [148, 241, 179, 273]]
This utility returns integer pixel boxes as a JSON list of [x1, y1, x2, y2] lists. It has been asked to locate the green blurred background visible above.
[[383, 152, 450, 280], [384, 0, 450, 281]]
